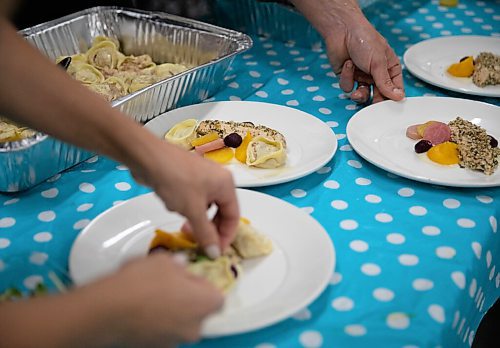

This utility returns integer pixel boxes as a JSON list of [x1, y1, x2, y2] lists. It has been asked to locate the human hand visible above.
[[130, 139, 240, 259], [95, 253, 224, 347], [0, 253, 223, 348], [326, 15, 404, 104], [291, 0, 404, 104]]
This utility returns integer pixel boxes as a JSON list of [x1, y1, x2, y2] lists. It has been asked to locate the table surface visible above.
[[1, 0, 499, 347]]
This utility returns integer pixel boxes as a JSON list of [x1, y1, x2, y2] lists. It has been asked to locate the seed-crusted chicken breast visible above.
[[472, 52, 500, 88], [196, 120, 287, 147]]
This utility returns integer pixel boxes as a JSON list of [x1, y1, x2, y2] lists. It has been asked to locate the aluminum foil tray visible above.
[[0, 6, 252, 192]]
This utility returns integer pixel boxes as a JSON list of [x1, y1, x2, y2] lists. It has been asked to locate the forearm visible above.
[[0, 17, 164, 174], [290, 0, 367, 37], [0, 286, 120, 348]]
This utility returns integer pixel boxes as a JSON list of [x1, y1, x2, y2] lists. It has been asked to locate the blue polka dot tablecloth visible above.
[[1, 0, 499, 347]]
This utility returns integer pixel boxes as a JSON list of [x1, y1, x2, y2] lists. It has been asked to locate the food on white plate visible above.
[[188, 257, 241, 293], [422, 121, 451, 145], [164, 118, 197, 150], [196, 120, 287, 147], [405, 124, 420, 140], [57, 36, 190, 101], [246, 136, 287, 169], [406, 117, 499, 174], [194, 138, 225, 155], [232, 218, 273, 258], [472, 52, 500, 88], [164, 119, 287, 168], [447, 56, 474, 78], [149, 218, 273, 293], [449, 117, 499, 175], [414, 139, 433, 154], [447, 52, 500, 88]]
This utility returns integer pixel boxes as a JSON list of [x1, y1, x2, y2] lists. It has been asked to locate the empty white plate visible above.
[[144, 101, 338, 187], [69, 189, 335, 337], [404, 36, 500, 97], [347, 97, 500, 187]]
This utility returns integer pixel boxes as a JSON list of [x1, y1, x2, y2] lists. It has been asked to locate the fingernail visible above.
[[205, 244, 221, 259], [393, 88, 404, 95], [172, 252, 188, 266], [346, 61, 353, 69]]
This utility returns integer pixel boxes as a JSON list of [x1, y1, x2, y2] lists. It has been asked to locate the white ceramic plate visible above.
[[404, 36, 500, 97], [347, 97, 500, 187], [69, 189, 335, 337], [144, 101, 337, 187]]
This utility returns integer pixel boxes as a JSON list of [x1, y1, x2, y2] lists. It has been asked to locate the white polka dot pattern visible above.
[[386, 312, 410, 329], [1, 5, 498, 347]]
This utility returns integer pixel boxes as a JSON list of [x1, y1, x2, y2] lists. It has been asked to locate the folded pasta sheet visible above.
[[149, 218, 273, 293]]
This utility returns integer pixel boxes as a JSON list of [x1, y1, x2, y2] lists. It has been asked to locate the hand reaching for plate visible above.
[[291, 0, 405, 104], [0, 253, 223, 347], [96, 253, 224, 346], [130, 139, 240, 259]]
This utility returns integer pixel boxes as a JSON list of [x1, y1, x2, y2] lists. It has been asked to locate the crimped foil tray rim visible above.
[[3, 6, 252, 152], [0, 133, 48, 152]]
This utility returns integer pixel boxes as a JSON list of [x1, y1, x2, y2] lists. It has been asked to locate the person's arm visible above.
[[0, 253, 223, 348], [290, 0, 404, 103], [0, 18, 239, 257]]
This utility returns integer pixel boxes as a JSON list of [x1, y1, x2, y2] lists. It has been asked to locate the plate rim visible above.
[[69, 188, 336, 337], [346, 96, 500, 188], [403, 35, 500, 98], [144, 100, 338, 188]]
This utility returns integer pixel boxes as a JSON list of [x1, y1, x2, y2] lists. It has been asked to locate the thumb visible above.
[[371, 55, 404, 101], [185, 205, 221, 259], [339, 60, 355, 93]]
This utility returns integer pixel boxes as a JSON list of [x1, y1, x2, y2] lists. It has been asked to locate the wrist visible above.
[[291, 0, 365, 38]]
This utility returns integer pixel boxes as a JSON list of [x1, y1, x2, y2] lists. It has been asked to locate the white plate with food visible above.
[[69, 189, 335, 337], [347, 97, 500, 187], [144, 101, 337, 187], [404, 36, 500, 98]]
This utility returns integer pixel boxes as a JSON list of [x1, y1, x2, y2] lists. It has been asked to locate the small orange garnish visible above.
[[204, 147, 234, 164], [235, 132, 253, 163], [427, 142, 459, 165], [150, 229, 197, 250], [447, 56, 474, 78], [191, 132, 220, 147]]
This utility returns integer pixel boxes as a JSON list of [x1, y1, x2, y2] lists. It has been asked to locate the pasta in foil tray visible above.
[[1, 36, 191, 144], [57, 36, 191, 102], [0, 117, 37, 143]]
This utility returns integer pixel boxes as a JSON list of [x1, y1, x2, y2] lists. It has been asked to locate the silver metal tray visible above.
[[0, 6, 252, 192]]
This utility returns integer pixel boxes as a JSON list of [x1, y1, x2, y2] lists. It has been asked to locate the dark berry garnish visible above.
[[414, 140, 433, 154], [224, 133, 243, 148], [230, 265, 239, 278], [488, 135, 498, 148]]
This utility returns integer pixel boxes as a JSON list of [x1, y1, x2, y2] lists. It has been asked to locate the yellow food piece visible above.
[[204, 147, 234, 164], [191, 132, 220, 147], [239, 217, 251, 225], [447, 56, 474, 77], [417, 121, 437, 138], [150, 229, 197, 250], [235, 133, 253, 163], [427, 142, 459, 165]]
